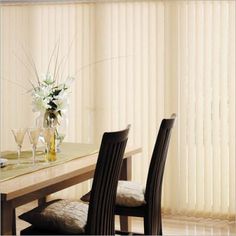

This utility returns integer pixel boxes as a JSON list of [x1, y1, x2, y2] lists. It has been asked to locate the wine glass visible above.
[[56, 133, 65, 152], [42, 127, 55, 160], [27, 128, 41, 165], [56, 117, 67, 152], [11, 128, 27, 165]]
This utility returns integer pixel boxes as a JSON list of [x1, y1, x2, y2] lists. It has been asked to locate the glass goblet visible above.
[[27, 128, 41, 165], [11, 128, 27, 165], [42, 127, 55, 160], [56, 133, 65, 152]]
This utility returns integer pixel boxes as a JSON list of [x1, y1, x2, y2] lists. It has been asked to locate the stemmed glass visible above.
[[56, 132, 65, 152], [55, 117, 67, 152], [42, 127, 55, 161], [27, 128, 41, 165], [11, 128, 27, 165]]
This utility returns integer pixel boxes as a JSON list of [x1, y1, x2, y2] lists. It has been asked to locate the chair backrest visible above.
[[144, 114, 176, 232], [86, 126, 130, 235]]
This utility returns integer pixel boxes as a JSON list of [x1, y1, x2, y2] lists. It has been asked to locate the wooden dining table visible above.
[[0, 142, 142, 235]]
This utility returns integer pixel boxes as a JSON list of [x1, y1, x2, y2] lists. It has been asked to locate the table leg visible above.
[[38, 197, 47, 206], [119, 156, 132, 232], [1, 201, 16, 235]]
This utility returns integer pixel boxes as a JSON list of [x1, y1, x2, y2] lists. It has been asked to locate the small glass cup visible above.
[[11, 128, 27, 165], [27, 128, 41, 165]]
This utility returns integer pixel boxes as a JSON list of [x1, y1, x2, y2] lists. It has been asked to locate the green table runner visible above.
[[0, 143, 98, 182]]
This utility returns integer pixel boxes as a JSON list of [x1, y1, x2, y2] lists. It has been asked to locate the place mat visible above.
[[0, 143, 99, 182]]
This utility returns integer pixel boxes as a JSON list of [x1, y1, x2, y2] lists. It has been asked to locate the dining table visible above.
[[0, 142, 142, 235]]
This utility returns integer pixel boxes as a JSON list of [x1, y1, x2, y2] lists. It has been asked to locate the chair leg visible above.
[[158, 209, 163, 235], [144, 216, 150, 235], [144, 215, 162, 235], [120, 216, 131, 232]]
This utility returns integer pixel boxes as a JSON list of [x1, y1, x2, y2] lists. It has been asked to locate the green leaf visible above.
[[53, 89, 62, 96], [48, 101, 57, 110], [44, 80, 55, 85]]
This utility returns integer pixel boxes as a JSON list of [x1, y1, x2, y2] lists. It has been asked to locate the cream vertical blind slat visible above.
[[105, 2, 112, 131], [156, 3, 164, 126], [67, 4, 77, 199], [78, 4, 85, 142], [154, 1, 163, 142], [187, 1, 197, 211], [47, 7, 53, 61], [148, 1, 157, 158], [68, 5, 75, 142], [126, 2, 134, 145], [93, 2, 111, 142], [68, 8, 77, 194], [9, 8, 15, 138], [80, 4, 85, 142], [140, 2, 149, 178], [178, 1, 188, 214], [40, 6, 48, 71], [14, 7, 18, 129], [110, 3, 118, 130], [4, 7, 9, 149], [82, 5, 91, 143], [86, 4, 95, 143], [132, 2, 142, 183], [219, 1, 229, 215], [164, 0, 180, 212], [162, 1, 174, 210], [0, 8, 1, 153], [165, 0, 179, 212], [118, 3, 126, 129], [228, 0, 235, 215], [195, 1, 204, 213], [81, 3, 95, 145], [203, 0, 213, 215], [211, 1, 221, 214], [116, 1, 127, 129], [72, 5, 78, 142]]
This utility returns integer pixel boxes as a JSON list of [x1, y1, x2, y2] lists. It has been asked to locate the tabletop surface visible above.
[[0, 143, 98, 182], [0, 142, 142, 201]]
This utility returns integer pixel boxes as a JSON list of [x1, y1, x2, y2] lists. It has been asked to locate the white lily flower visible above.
[[32, 97, 50, 112], [54, 96, 69, 112], [34, 86, 51, 99], [31, 71, 74, 121]]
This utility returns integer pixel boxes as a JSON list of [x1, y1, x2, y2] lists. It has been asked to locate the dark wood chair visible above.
[[81, 114, 176, 235], [116, 114, 176, 235], [20, 126, 130, 235]]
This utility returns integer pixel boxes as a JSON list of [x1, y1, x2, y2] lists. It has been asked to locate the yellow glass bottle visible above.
[[48, 132, 56, 161], [44, 114, 57, 162]]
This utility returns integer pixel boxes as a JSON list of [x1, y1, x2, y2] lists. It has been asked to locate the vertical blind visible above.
[[173, 0, 235, 219], [0, 0, 235, 220]]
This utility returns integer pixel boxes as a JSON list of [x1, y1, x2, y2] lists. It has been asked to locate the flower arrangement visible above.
[[25, 43, 75, 128], [31, 73, 74, 127]]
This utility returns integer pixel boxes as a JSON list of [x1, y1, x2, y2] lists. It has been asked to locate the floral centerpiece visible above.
[[30, 72, 74, 158], [31, 73, 74, 129], [26, 45, 75, 159]]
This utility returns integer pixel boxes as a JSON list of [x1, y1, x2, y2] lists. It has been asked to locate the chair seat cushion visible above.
[[19, 199, 88, 234], [116, 181, 146, 207]]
